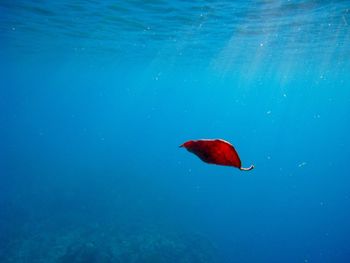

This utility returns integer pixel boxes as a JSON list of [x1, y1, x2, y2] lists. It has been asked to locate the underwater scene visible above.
[[1, 1, 350, 262]]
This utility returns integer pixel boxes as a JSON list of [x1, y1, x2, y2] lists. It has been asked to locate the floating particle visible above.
[[298, 162, 307, 168]]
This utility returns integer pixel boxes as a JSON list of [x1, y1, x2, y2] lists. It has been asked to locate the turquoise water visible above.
[[1, 1, 350, 262]]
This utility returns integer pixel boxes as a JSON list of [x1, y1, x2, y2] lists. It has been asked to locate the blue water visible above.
[[1, 1, 350, 262]]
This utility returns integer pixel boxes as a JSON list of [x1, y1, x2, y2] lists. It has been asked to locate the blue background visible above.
[[1, 1, 350, 262]]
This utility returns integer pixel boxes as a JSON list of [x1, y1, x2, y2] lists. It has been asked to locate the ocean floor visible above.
[[0, 219, 218, 263]]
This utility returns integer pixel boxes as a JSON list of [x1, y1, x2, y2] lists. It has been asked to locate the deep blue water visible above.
[[1, 1, 350, 262]]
